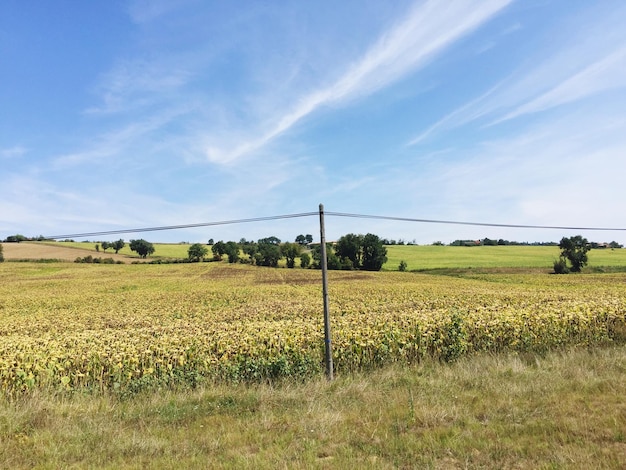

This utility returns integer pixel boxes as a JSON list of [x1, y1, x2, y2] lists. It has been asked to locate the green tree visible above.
[[0, 243, 4, 262], [335, 233, 363, 269], [129, 239, 155, 258], [300, 252, 311, 268], [281, 242, 301, 268], [224, 241, 240, 263], [101, 241, 110, 252], [295, 234, 313, 246], [361, 233, 387, 271], [188, 243, 209, 262], [256, 240, 282, 267], [111, 239, 125, 254], [212, 241, 226, 260], [558, 235, 590, 273], [6, 234, 27, 243], [312, 243, 341, 270], [242, 242, 258, 264]]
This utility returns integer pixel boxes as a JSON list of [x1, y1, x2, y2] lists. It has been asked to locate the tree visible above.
[[129, 239, 155, 258], [5, 234, 27, 243], [188, 243, 208, 262], [281, 242, 301, 268], [558, 235, 589, 273], [111, 239, 125, 254], [212, 241, 226, 260], [361, 233, 388, 271], [242, 242, 258, 264], [0, 243, 4, 262], [300, 252, 311, 268], [101, 241, 110, 252], [224, 241, 240, 263], [258, 236, 281, 245], [256, 240, 282, 267], [295, 234, 313, 246], [335, 233, 363, 269], [311, 243, 341, 270]]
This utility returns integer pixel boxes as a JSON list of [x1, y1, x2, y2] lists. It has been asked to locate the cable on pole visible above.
[[325, 212, 626, 232], [44, 212, 318, 239]]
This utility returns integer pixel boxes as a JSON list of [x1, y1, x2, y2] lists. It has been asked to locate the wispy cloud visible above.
[[493, 45, 626, 124], [205, 0, 512, 164], [0, 145, 27, 159], [85, 59, 192, 115], [408, 4, 626, 143]]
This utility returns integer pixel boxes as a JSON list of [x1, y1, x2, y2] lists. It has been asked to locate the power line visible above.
[[45, 212, 318, 239], [325, 211, 626, 232], [43, 209, 626, 240]]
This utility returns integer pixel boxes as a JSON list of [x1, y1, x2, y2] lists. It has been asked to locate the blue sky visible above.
[[2, 0, 626, 244]]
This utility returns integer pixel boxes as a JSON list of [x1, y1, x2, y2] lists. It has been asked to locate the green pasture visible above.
[[42, 241, 626, 270], [384, 244, 626, 271]]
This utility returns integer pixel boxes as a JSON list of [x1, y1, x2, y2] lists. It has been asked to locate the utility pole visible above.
[[319, 204, 334, 380]]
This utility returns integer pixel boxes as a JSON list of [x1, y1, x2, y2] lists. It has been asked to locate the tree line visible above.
[[186, 233, 388, 271]]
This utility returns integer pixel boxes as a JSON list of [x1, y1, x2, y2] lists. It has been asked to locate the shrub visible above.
[[399, 260, 408, 272], [300, 252, 311, 268], [553, 258, 570, 274], [0, 243, 4, 263]]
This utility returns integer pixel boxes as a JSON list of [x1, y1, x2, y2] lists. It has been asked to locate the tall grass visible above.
[[1, 346, 625, 468]]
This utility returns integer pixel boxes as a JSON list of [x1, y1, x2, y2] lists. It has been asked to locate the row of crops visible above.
[[1, 263, 625, 396]]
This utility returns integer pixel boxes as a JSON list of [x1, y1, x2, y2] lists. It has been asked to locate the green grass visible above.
[[384, 244, 626, 271], [2, 346, 625, 468], [42, 241, 626, 270]]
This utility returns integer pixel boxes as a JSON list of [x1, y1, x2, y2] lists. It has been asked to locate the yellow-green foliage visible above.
[[1, 263, 625, 396]]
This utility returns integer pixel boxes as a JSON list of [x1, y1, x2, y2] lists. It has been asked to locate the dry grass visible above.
[[1, 242, 129, 262], [1, 346, 625, 469]]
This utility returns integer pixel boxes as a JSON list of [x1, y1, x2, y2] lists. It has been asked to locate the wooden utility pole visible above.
[[319, 204, 334, 380]]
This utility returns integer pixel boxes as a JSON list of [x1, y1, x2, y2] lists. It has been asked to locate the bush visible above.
[[553, 258, 570, 274], [300, 252, 311, 268], [0, 243, 4, 263], [399, 260, 408, 272]]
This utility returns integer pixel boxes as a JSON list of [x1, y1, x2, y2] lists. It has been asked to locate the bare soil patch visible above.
[[1, 242, 130, 263]]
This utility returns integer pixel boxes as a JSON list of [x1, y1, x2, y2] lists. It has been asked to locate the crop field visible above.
[[1, 260, 625, 397]]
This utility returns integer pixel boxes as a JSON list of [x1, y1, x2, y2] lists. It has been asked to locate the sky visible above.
[[2, 0, 626, 245]]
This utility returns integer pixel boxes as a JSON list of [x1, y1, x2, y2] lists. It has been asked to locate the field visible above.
[[1, 245, 626, 467], [8, 241, 626, 270]]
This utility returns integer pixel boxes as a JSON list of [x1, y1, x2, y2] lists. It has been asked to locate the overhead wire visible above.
[[44, 212, 318, 239], [43, 209, 626, 239], [324, 211, 626, 232]]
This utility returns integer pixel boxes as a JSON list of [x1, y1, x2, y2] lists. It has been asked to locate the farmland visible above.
[[1, 258, 625, 395], [1, 248, 626, 467], [8, 240, 626, 270]]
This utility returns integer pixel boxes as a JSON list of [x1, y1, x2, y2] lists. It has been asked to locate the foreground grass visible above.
[[1, 346, 625, 469]]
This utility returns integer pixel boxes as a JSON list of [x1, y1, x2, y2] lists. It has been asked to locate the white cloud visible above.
[[494, 45, 626, 124], [0, 145, 27, 159], [408, 4, 626, 141], [204, 0, 512, 164]]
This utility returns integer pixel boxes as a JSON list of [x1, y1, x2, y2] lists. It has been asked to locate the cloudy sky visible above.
[[2, 0, 625, 244]]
